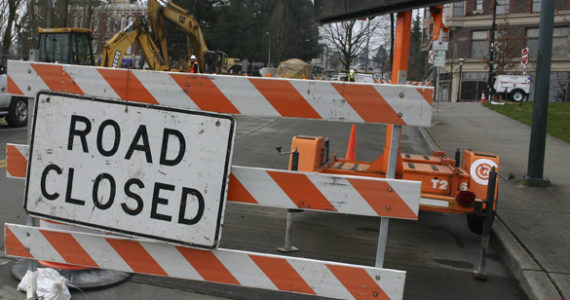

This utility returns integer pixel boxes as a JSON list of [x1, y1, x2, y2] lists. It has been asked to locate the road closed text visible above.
[[26, 94, 235, 247], [36, 115, 204, 225]]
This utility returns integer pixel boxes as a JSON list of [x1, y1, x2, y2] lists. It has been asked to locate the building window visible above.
[[527, 27, 568, 57], [443, 3, 450, 16], [476, 0, 483, 11], [471, 30, 489, 58], [453, 1, 465, 17], [496, 0, 509, 14], [549, 72, 570, 102], [460, 73, 488, 102], [526, 28, 539, 56], [552, 27, 569, 56], [532, 0, 541, 13]]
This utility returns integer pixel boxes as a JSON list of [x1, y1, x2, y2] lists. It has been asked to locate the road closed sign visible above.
[[25, 92, 235, 248]]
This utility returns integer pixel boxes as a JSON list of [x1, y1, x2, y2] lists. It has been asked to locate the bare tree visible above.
[[485, 15, 524, 75], [0, 1, 8, 57], [1, 0, 24, 60], [321, 18, 382, 71]]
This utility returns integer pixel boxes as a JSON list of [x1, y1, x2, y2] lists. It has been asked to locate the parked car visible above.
[[0, 72, 28, 127]]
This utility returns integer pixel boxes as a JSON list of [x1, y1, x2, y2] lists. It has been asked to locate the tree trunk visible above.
[[1, 0, 18, 59], [29, 0, 38, 48], [63, 0, 69, 27], [390, 13, 394, 71], [86, 0, 94, 28]]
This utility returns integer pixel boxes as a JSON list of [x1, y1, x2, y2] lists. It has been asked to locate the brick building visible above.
[[71, 0, 146, 66], [423, 0, 570, 102]]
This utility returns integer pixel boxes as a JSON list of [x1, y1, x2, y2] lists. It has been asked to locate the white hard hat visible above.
[[190, 55, 196, 60], [350, 69, 354, 73]]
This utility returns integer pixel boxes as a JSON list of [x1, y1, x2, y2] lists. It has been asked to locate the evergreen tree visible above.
[[407, 13, 425, 81], [374, 45, 390, 79], [168, 0, 319, 63]]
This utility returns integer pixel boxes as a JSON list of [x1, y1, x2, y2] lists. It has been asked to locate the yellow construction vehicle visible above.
[[100, 17, 170, 71], [37, 28, 95, 66], [36, 1, 237, 73], [147, 0, 234, 73], [101, 0, 234, 73]]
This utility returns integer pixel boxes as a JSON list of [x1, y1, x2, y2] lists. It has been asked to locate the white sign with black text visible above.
[[25, 92, 235, 248], [432, 40, 449, 51], [428, 50, 446, 67]]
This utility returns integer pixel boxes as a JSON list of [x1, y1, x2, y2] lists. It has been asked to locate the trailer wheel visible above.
[[510, 90, 526, 102], [466, 213, 484, 235], [6, 97, 28, 127]]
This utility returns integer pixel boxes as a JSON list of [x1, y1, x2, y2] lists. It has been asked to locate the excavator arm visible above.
[[147, 0, 221, 73], [100, 22, 139, 68], [102, 0, 229, 73], [100, 17, 170, 71]]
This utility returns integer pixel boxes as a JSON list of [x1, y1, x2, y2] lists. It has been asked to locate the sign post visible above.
[[25, 92, 235, 248], [521, 47, 529, 74], [429, 37, 446, 122], [428, 50, 446, 68]]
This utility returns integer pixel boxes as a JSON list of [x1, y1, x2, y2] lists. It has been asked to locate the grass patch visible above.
[[483, 102, 570, 143]]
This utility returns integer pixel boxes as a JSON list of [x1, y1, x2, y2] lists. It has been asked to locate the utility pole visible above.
[[47, 0, 52, 28], [457, 58, 464, 102], [525, 0, 554, 186], [365, 20, 371, 72], [265, 32, 271, 67], [486, 0, 497, 101]]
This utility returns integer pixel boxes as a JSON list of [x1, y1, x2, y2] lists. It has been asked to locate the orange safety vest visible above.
[[190, 61, 199, 73]]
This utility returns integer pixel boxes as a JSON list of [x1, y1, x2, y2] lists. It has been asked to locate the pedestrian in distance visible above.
[[189, 55, 200, 73], [348, 69, 355, 82]]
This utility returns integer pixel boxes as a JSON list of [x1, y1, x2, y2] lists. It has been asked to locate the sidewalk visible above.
[[421, 102, 570, 300]]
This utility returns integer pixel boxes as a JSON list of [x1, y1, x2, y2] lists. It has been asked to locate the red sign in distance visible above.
[[521, 48, 529, 65]]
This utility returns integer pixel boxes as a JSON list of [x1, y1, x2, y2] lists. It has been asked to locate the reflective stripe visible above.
[[5, 224, 406, 300]]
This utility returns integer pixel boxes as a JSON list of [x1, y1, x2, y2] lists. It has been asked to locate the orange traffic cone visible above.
[[345, 124, 356, 160], [480, 91, 487, 103]]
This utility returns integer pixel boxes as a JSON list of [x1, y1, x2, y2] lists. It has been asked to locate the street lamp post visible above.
[[526, 0, 555, 185], [265, 32, 271, 67], [487, 0, 498, 100], [457, 58, 464, 102]]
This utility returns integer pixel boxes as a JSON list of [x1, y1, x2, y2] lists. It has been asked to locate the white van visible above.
[[494, 75, 531, 102]]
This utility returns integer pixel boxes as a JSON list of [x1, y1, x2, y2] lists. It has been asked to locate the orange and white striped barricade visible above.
[[6, 61, 433, 127], [406, 81, 433, 87], [5, 223, 406, 300], [6, 146, 420, 221], [6, 145, 420, 299], [5, 60, 432, 299], [6, 143, 28, 179]]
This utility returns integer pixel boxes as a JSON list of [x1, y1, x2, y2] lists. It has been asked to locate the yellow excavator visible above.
[[36, 27, 95, 66], [99, 16, 170, 71], [101, 0, 233, 73], [36, 0, 237, 73]]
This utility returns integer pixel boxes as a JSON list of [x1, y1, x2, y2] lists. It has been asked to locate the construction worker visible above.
[[348, 69, 355, 82], [189, 55, 199, 73]]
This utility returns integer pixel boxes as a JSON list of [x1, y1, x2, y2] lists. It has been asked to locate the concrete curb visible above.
[[417, 126, 439, 154], [492, 218, 561, 300], [416, 126, 562, 300]]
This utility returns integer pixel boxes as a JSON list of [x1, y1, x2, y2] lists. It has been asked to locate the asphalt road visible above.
[[0, 115, 526, 299]]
